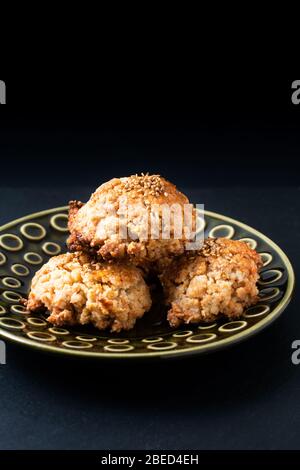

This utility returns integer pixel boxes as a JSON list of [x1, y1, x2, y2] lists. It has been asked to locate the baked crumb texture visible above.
[[67, 174, 193, 267], [25, 252, 152, 332], [25, 175, 264, 334], [160, 238, 263, 327]]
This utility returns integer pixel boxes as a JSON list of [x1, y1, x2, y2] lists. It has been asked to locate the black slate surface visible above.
[[0, 186, 299, 450]]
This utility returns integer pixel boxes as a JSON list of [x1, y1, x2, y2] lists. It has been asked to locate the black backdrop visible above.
[[0, 78, 300, 451], [0, 110, 299, 188], [0, 77, 299, 189]]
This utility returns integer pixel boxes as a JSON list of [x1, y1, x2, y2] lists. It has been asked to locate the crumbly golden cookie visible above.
[[25, 252, 152, 332], [67, 174, 194, 267], [160, 238, 262, 327]]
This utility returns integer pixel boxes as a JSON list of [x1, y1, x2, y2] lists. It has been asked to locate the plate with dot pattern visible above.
[[0, 207, 295, 359]]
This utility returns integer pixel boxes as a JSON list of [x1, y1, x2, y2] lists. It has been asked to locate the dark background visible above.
[[1, 77, 300, 188], [0, 78, 299, 450]]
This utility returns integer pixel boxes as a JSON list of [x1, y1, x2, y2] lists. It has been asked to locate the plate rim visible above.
[[0, 206, 295, 359]]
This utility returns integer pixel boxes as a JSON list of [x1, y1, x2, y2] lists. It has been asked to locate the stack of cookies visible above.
[[25, 174, 262, 332]]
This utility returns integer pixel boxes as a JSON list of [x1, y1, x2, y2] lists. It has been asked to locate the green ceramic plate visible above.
[[0, 207, 295, 359]]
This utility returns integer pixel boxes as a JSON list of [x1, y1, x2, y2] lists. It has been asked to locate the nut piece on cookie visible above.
[[160, 238, 263, 327], [25, 252, 152, 332], [67, 174, 195, 268]]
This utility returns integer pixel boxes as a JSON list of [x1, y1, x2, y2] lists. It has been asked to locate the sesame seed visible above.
[[121, 173, 165, 197]]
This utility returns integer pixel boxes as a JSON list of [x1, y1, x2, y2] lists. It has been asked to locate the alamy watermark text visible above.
[[291, 80, 300, 105], [0, 80, 6, 104]]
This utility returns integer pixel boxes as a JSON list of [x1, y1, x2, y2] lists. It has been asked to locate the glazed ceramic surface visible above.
[[0, 207, 294, 359]]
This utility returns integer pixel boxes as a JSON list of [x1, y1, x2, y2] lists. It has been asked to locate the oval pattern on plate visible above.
[[27, 317, 48, 327], [0, 252, 6, 266], [20, 223, 46, 241], [258, 269, 283, 285], [27, 331, 56, 342], [76, 335, 98, 342], [186, 333, 217, 343], [48, 327, 69, 336], [198, 323, 217, 330], [209, 224, 235, 239], [244, 305, 270, 318], [104, 344, 134, 352], [0, 306, 6, 316], [42, 242, 61, 256], [11, 305, 29, 315], [24, 252, 43, 265], [11, 264, 30, 277], [147, 342, 177, 351], [142, 337, 163, 343], [2, 277, 22, 288], [50, 214, 69, 232], [218, 321, 247, 333], [259, 287, 281, 302], [0, 317, 25, 330], [172, 330, 193, 338], [1, 291, 22, 302], [63, 340, 94, 349], [0, 234, 23, 251], [260, 252, 273, 267], [107, 338, 130, 344]]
